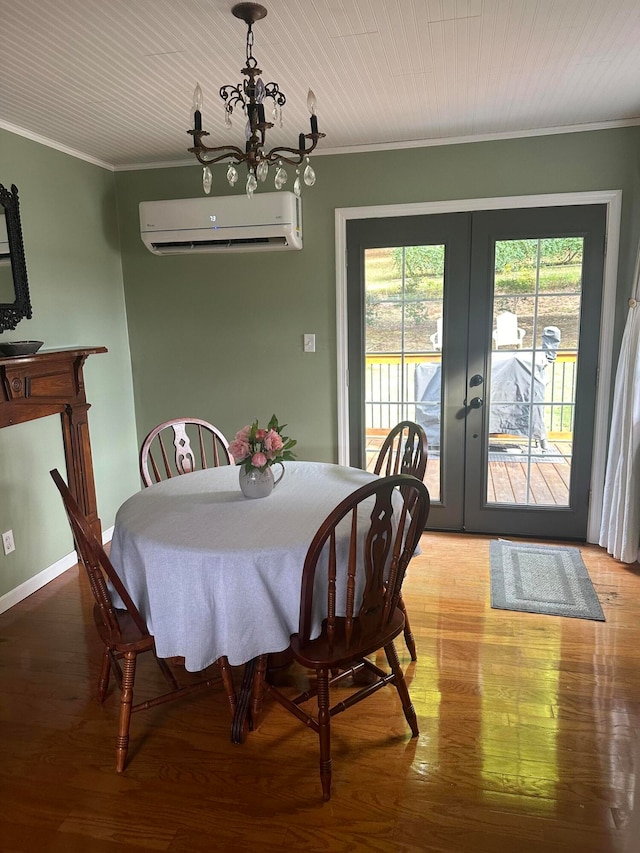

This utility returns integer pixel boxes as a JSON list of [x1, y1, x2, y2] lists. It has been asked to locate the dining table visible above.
[[108, 460, 381, 741]]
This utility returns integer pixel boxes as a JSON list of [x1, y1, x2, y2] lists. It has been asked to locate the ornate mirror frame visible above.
[[0, 183, 31, 332]]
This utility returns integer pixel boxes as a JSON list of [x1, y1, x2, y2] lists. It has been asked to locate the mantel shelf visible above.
[[0, 345, 107, 368]]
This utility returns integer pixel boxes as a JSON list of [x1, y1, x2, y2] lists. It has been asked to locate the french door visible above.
[[346, 205, 606, 539]]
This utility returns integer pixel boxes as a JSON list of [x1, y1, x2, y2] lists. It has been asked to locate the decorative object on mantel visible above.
[[229, 414, 296, 498], [187, 2, 325, 199], [0, 340, 43, 356]]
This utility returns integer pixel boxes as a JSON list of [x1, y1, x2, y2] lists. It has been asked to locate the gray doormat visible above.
[[490, 540, 605, 621]]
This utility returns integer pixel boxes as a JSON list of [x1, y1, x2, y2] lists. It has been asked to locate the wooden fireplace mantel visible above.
[[0, 346, 107, 538]]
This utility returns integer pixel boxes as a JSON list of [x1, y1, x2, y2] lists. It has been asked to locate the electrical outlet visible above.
[[2, 529, 15, 555], [303, 333, 316, 353]]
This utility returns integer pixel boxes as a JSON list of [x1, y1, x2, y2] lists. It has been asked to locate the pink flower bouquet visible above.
[[229, 415, 297, 473]]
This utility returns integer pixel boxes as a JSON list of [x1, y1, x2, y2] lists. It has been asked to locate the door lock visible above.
[[470, 374, 484, 387], [469, 396, 484, 409]]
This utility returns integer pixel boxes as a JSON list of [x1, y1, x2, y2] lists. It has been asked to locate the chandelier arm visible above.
[[264, 135, 325, 165], [188, 146, 247, 167], [263, 150, 305, 167]]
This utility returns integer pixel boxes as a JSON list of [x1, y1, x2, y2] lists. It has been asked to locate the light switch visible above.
[[303, 333, 316, 353]]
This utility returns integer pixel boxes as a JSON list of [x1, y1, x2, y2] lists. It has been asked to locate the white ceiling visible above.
[[1, 0, 639, 170]]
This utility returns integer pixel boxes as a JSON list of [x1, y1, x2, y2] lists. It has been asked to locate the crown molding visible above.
[[0, 119, 114, 171]]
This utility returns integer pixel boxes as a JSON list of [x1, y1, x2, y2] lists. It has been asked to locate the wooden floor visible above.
[[1, 534, 640, 852]]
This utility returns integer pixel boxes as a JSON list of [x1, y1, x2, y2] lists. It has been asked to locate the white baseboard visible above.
[[0, 525, 114, 615]]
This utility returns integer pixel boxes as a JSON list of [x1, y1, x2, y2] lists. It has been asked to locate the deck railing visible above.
[[365, 351, 577, 438]]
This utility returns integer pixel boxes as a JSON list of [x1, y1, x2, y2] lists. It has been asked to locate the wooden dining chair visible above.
[[139, 417, 232, 487], [252, 473, 430, 801], [50, 468, 236, 772], [373, 420, 428, 660]]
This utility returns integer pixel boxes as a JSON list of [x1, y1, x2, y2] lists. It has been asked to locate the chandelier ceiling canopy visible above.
[[188, 2, 325, 198]]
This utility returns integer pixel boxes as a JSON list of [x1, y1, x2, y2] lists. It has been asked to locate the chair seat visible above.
[[290, 607, 405, 670], [93, 604, 155, 652]]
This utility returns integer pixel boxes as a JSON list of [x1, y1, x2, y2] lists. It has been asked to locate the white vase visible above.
[[239, 463, 285, 499]]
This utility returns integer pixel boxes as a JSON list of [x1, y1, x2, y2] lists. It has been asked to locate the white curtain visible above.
[[599, 240, 640, 563]]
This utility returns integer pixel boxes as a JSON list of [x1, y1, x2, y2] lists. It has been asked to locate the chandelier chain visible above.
[[246, 24, 257, 68]]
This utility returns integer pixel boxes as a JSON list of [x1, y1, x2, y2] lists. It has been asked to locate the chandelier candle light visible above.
[[188, 2, 325, 199]]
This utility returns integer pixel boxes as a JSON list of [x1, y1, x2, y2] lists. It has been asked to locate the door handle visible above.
[[469, 396, 483, 409]]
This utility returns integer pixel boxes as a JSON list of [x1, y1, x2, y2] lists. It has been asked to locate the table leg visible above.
[[231, 657, 257, 744], [251, 654, 269, 729]]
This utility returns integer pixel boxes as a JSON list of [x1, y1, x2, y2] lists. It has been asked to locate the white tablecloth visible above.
[[109, 461, 379, 670]]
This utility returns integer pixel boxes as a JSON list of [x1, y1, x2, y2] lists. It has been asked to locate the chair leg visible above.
[[250, 655, 269, 729], [398, 593, 417, 661], [155, 654, 179, 691], [317, 668, 332, 801], [218, 656, 237, 716], [98, 646, 111, 702], [116, 651, 137, 773], [385, 642, 419, 738]]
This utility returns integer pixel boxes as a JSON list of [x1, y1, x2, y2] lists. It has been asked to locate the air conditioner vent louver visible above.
[[151, 236, 288, 253], [139, 192, 302, 255]]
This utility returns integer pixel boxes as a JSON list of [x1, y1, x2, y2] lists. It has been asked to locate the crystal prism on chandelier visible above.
[[187, 2, 325, 198]]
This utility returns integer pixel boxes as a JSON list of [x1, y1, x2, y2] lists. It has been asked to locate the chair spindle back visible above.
[[50, 469, 149, 640], [299, 474, 430, 654], [374, 420, 428, 481], [139, 418, 232, 487]]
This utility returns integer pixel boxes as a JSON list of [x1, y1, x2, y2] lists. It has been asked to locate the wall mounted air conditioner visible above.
[[139, 191, 302, 255]]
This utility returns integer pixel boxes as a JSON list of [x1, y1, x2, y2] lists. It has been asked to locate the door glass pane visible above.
[[0, 212, 13, 303], [486, 238, 583, 506], [363, 246, 444, 500]]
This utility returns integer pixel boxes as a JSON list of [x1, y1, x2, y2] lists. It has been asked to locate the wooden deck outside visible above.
[[364, 350, 577, 507], [366, 434, 572, 506]]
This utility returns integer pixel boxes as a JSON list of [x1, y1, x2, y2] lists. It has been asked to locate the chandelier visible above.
[[187, 2, 325, 198]]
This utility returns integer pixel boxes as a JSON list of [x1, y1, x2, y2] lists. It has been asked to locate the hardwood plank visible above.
[[489, 461, 517, 503], [537, 463, 570, 505]]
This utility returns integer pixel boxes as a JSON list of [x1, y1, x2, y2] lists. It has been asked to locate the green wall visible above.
[[0, 129, 139, 598], [115, 127, 640, 462]]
